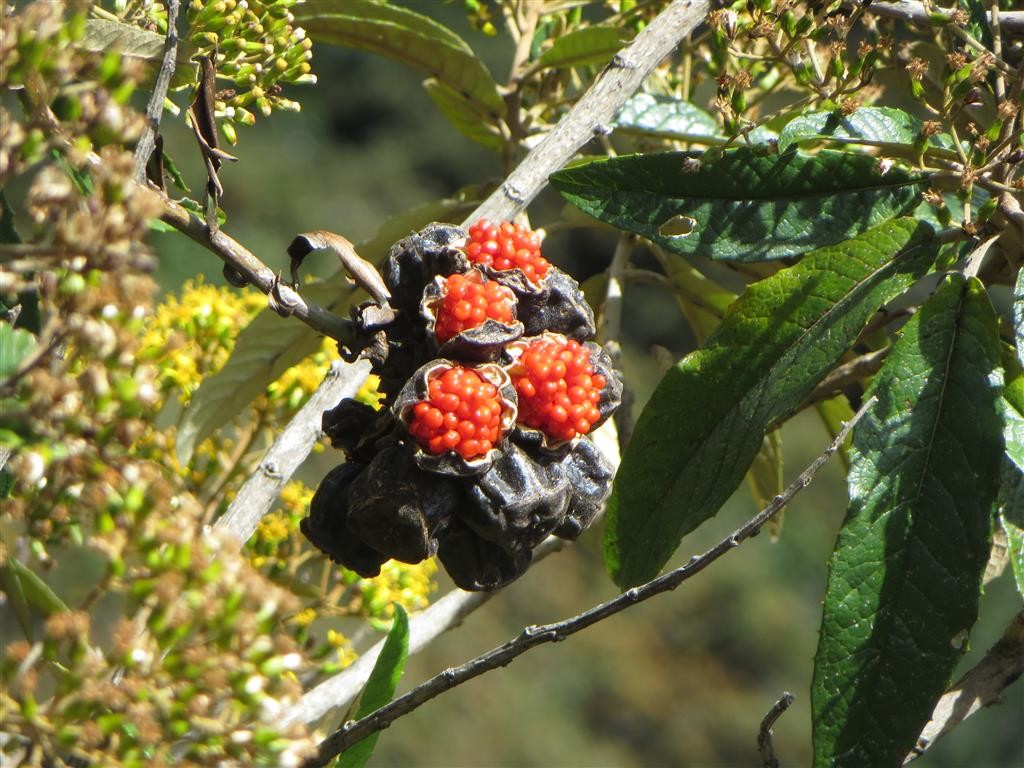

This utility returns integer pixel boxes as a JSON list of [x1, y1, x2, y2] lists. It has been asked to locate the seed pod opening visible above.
[[420, 269, 524, 361], [394, 359, 518, 476], [301, 462, 389, 578], [383, 223, 469, 315], [461, 219, 551, 288], [506, 333, 620, 452]]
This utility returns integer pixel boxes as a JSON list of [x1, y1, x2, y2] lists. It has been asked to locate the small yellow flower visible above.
[[290, 608, 316, 627]]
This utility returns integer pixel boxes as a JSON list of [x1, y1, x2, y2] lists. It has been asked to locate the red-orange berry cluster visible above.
[[463, 219, 551, 284], [408, 367, 505, 460], [512, 338, 606, 442], [433, 272, 515, 343]]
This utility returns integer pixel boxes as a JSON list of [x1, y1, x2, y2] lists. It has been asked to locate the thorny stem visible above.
[[301, 397, 876, 767]]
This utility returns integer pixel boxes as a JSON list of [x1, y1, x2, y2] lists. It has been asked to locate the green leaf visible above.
[[747, 429, 785, 538], [812, 275, 1002, 768], [999, 347, 1024, 598], [615, 93, 721, 142], [777, 107, 923, 153], [0, 564, 33, 641], [80, 19, 196, 88], [295, 0, 505, 117], [604, 218, 937, 587], [537, 25, 631, 70], [3, 557, 70, 617], [959, 0, 994, 52], [0, 323, 37, 381], [423, 78, 502, 151], [336, 605, 410, 768], [550, 148, 928, 261], [175, 191, 483, 462]]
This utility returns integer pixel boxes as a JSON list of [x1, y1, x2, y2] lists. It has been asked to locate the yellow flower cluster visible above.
[[360, 559, 438, 619]]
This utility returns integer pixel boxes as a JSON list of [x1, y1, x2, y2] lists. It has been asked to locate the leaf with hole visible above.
[[295, 0, 505, 117], [812, 275, 1002, 768], [604, 218, 937, 588], [550, 148, 927, 261], [336, 604, 410, 768]]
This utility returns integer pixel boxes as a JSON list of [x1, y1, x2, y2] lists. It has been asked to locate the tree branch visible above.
[[861, 1, 1024, 34], [302, 396, 876, 767], [904, 610, 1024, 764], [464, 0, 711, 225], [213, 359, 372, 545], [158, 197, 354, 342], [757, 692, 795, 768], [133, 0, 179, 183]]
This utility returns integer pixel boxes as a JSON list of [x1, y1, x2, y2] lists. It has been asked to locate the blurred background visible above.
[[149, 4, 1024, 766]]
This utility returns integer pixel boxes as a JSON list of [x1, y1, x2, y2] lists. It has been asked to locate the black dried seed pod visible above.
[[437, 517, 533, 591], [509, 268, 596, 342], [419, 270, 524, 362], [392, 359, 518, 477], [461, 442, 572, 550], [321, 399, 393, 463], [383, 223, 469, 315], [302, 462, 389, 578], [552, 437, 614, 541], [589, 343, 624, 429], [346, 444, 460, 564]]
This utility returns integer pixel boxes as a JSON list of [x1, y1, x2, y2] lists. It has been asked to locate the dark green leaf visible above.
[[615, 93, 721, 142], [295, 1, 505, 117], [336, 605, 410, 768], [999, 346, 1024, 598], [176, 192, 483, 462], [812, 275, 1002, 768], [0, 189, 20, 244], [959, 0, 994, 52], [537, 25, 630, 70], [423, 78, 502, 151], [604, 218, 937, 587], [0, 323, 37, 381], [550, 148, 928, 261], [778, 107, 923, 153], [0, 564, 33, 640]]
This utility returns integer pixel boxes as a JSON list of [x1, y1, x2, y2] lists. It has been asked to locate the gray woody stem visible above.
[[158, 197, 352, 342], [213, 359, 372, 544], [861, 1, 1024, 33], [301, 397, 876, 768], [904, 610, 1024, 764], [133, 0, 179, 182], [465, 0, 711, 225]]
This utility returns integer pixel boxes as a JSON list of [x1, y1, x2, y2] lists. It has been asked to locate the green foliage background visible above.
[[145, 7, 1021, 765]]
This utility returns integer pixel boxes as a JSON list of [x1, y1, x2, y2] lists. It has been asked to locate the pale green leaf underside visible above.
[[812, 276, 1002, 768], [550, 148, 927, 261], [615, 93, 720, 141], [604, 218, 937, 588], [778, 107, 923, 152]]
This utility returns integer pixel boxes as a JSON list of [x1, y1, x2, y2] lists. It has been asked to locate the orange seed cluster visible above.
[[433, 272, 515, 343], [512, 338, 605, 442], [408, 367, 505, 460], [463, 219, 551, 284]]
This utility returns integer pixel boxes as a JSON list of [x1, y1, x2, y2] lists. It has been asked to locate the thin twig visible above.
[[133, 0, 179, 182], [302, 397, 875, 767], [757, 692, 795, 768], [158, 197, 354, 342], [213, 359, 372, 545], [904, 611, 1024, 764], [465, 0, 711, 225], [802, 349, 889, 407]]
